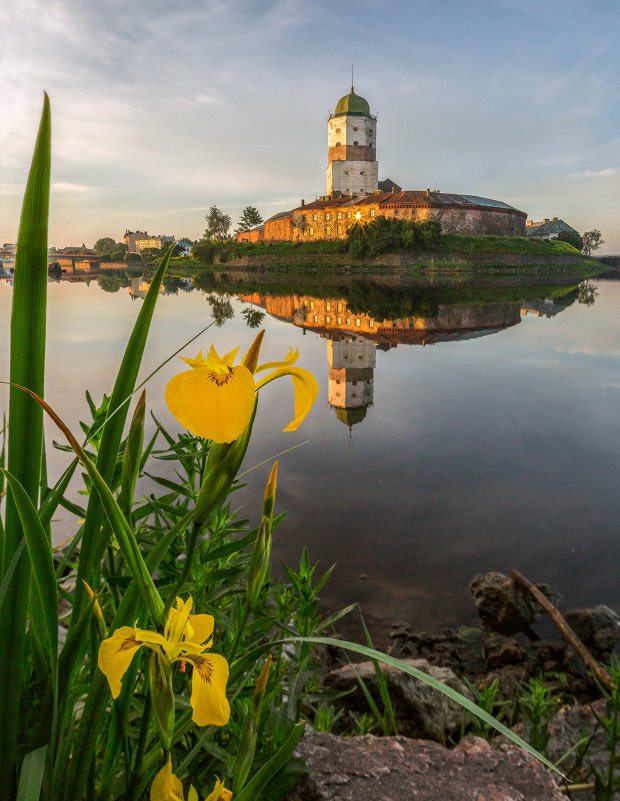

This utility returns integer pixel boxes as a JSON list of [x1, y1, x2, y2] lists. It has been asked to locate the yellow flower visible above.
[[151, 757, 232, 801], [98, 596, 229, 726], [165, 336, 318, 443]]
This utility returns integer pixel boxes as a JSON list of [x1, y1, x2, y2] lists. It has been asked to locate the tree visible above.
[[557, 230, 583, 251], [94, 237, 117, 255], [582, 229, 605, 256], [235, 206, 263, 234], [203, 206, 231, 241]]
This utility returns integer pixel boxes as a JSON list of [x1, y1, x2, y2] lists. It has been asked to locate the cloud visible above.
[[568, 168, 618, 179]]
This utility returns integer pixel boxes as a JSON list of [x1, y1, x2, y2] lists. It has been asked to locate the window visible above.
[[353, 140, 359, 145], [326, 302, 331, 310], [313, 315, 318, 322], [309, 226, 314, 235], [346, 317, 351, 325], [337, 303, 342, 312], [312, 214, 317, 221], [325, 315, 331, 323], [337, 212, 342, 219], [355, 319, 361, 327], [411, 209, 417, 216], [353, 126, 358, 131], [344, 171, 349, 176], [394, 210, 400, 216], [337, 225, 342, 234], [326, 226, 331, 234], [335, 127, 341, 133], [325, 213, 330, 220], [370, 210, 375, 217], [346, 211, 351, 219], [337, 316, 342, 324], [360, 170, 365, 175], [369, 320, 374, 328], [310, 301, 315, 309], [335, 141, 341, 147]]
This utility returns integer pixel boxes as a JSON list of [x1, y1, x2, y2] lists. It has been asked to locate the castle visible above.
[[239, 86, 526, 243]]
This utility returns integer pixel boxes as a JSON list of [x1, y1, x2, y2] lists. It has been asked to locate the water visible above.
[[1, 271, 618, 638]]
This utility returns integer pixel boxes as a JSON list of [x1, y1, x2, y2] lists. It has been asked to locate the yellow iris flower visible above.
[[165, 339, 318, 443], [98, 596, 229, 727], [150, 756, 232, 801]]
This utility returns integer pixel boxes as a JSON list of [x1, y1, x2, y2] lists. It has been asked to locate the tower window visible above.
[[335, 141, 341, 147], [353, 126, 358, 131], [335, 128, 341, 133], [353, 140, 359, 145], [360, 170, 365, 175], [344, 171, 349, 176]]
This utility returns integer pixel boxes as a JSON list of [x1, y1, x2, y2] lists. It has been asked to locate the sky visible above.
[[1, 0, 619, 253]]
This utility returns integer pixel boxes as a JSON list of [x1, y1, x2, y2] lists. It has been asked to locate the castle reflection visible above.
[[239, 291, 525, 427]]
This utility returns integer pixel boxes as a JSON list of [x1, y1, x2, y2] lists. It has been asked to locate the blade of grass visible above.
[[0, 93, 51, 798], [71, 244, 173, 622], [16, 745, 48, 801]]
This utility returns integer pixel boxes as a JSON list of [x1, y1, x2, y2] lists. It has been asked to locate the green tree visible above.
[[582, 229, 605, 256], [203, 206, 232, 241], [93, 237, 117, 255], [235, 206, 263, 234], [124, 252, 142, 263], [556, 230, 583, 251]]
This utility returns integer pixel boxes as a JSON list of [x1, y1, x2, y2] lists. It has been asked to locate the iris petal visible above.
[[98, 626, 145, 699], [255, 347, 299, 374], [254, 366, 318, 432], [166, 363, 256, 443], [150, 756, 184, 801], [186, 614, 214, 647], [185, 652, 230, 726]]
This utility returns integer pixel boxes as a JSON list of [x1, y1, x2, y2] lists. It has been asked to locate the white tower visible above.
[[327, 86, 378, 197]]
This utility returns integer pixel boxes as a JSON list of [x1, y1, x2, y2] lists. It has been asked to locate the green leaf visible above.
[[0, 93, 51, 799], [234, 722, 306, 801], [284, 636, 565, 777], [16, 745, 48, 801]]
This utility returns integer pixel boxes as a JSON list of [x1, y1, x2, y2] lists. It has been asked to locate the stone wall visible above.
[[429, 207, 526, 236]]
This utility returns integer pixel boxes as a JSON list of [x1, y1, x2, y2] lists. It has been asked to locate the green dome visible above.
[[334, 87, 371, 117], [334, 406, 368, 427]]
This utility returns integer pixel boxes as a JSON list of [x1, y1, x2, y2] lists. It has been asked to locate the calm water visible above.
[[1, 271, 619, 637]]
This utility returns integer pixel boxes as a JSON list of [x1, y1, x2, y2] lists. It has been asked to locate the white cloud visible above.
[[568, 168, 618, 179]]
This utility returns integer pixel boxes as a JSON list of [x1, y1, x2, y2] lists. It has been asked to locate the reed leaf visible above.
[[71, 244, 173, 620], [0, 93, 51, 798]]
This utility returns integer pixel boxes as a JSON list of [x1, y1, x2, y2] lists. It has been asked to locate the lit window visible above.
[[369, 320, 374, 327], [370, 210, 375, 217], [313, 214, 317, 221], [326, 226, 331, 234], [356, 319, 361, 327], [346, 212, 351, 219], [395, 210, 400, 216], [326, 302, 331, 310], [326, 315, 331, 323], [309, 226, 314, 235], [337, 225, 342, 233], [355, 211, 361, 220], [337, 316, 342, 324], [346, 318, 351, 325], [325, 213, 330, 220], [313, 315, 318, 322], [337, 212, 342, 219], [337, 303, 342, 312], [310, 301, 315, 309]]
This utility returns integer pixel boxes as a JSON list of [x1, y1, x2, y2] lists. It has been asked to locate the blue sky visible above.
[[2, 0, 618, 252]]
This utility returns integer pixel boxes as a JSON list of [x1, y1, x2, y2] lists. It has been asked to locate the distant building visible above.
[[525, 218, 578, 240], [238, 86, 527, 243], [133, 234, 174, 252]]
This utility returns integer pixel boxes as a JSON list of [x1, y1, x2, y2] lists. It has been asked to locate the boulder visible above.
[[287, 730, 565, 801], [470, 572, 560, 635], [565, 605, 620, 657], [325, 658, 472, 741]]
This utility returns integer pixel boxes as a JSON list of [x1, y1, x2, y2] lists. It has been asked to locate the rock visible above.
[[565, 605, 620, 657], [287, 730, 565, 800], [470, 572, 560, 635], [325, 658, 472, 741], [483, 635, 528, 669]]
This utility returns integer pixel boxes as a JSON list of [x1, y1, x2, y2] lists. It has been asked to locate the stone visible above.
[[287, 730, 565, 801], [565, 605, 620, 657], [325, 658, 473, 741], [470, 572, 560, 635], [483, 635, 528, 669]]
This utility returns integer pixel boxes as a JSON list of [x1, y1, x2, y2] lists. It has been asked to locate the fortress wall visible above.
[[428, 207, 526, 236]]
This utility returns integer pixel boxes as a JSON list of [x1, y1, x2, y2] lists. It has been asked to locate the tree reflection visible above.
[[242, 307, 265, 328], [207, 293, 234, 326], [577, 280, 599, 307]]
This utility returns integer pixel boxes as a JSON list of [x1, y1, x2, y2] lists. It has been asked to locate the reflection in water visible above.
[[3, 270, 606, 638]]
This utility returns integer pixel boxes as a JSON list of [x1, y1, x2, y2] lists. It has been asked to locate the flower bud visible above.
[[148, 651, 175, 751]]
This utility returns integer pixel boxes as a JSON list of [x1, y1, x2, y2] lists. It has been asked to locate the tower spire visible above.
[[351, 64, 354, 92]]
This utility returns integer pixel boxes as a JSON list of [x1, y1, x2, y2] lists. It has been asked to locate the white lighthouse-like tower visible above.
[[327, 85, 378, 197]]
